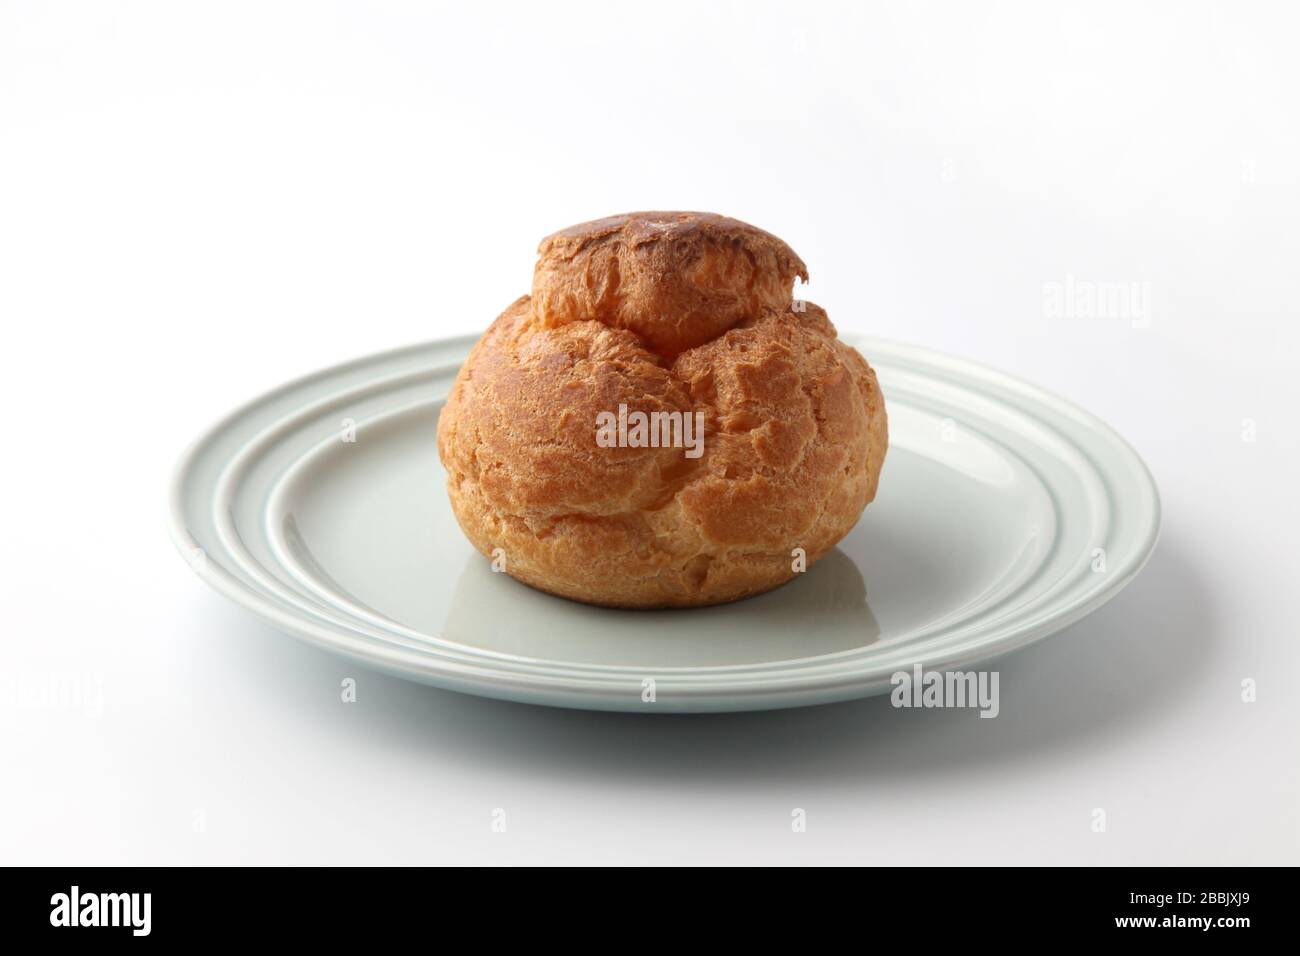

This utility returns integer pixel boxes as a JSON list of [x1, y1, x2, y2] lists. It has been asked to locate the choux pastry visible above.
[[436, 212, 887, 608]]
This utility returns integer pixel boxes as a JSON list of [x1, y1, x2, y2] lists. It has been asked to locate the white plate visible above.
[[169, 335, 1160, 712]]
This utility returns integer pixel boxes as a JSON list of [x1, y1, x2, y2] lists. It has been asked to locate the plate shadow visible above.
[[190, 531, 1211, 789]]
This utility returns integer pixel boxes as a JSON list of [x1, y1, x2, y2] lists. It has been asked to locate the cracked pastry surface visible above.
[[436, 211, 888, 608]]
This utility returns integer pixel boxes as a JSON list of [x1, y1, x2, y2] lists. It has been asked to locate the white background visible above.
[[2, 0, 1297, 865]]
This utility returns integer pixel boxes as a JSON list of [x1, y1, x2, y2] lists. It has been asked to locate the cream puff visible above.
[[436, 211, 887, 608]]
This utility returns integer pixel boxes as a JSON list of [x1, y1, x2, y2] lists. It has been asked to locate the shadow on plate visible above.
[[439, 546, 878, 666], [198, 532, 1210, 787]]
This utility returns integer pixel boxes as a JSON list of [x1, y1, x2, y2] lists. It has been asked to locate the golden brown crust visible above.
[[531, 211, 809, 357], [437, 212, 887, 609]]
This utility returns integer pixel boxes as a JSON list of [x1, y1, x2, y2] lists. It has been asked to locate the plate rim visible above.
[[167, 333, 1162, 712]]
